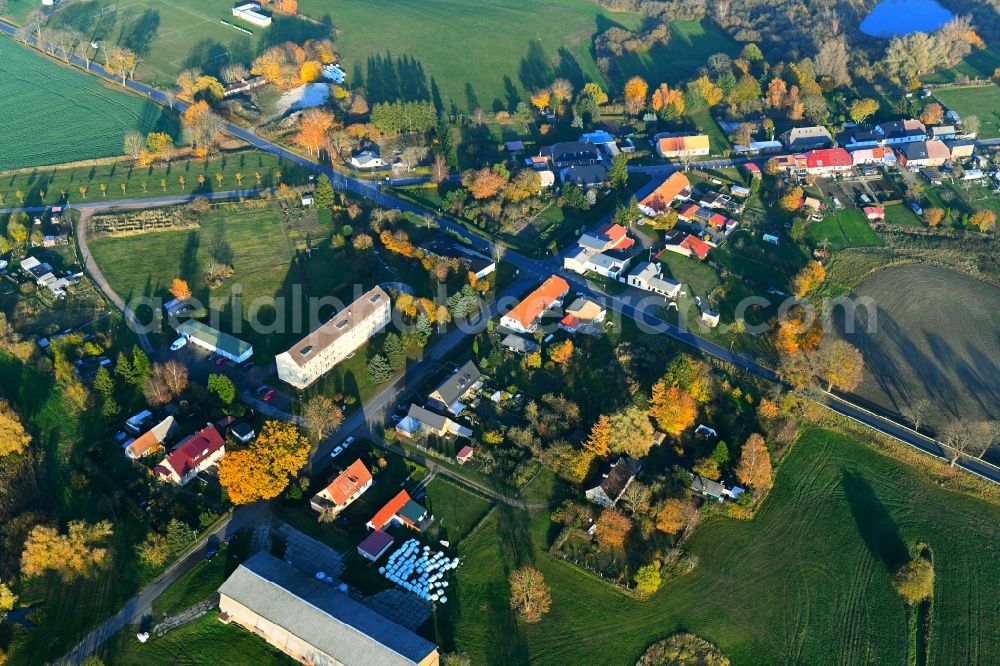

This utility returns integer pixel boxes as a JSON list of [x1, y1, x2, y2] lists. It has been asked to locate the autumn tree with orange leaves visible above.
[[791, 260, 825, 297], [295, 108, 335, 155], [170, 278, 192, 301], [649, 382, 697, 437], [219, 421, 310, 504], [584, 415, 611, 456], [549, 340, 574, 365], [595, 508, 632, 549], [735, 433, 772, 491], [463, 167, 507, 200], [623, 76, 649, 116], [774, 309, 824, 357], [181, 100, 224, 155]]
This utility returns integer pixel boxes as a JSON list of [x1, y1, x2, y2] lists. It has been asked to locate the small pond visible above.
[[860, 0, 954, 37]]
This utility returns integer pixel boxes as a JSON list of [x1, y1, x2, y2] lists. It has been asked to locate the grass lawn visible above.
[[422, 478, 494, 544], [658, 251, 719, 300], [299, 0, 645, 108], [87, 201, 383, 360], [99, 614, 295, 665], [0, 151, 308, 208], [932, 85, 1000, 139], [883, 203, 923, 227], [437, 427, 1000, 665], [615, 20, 740, 88], [686, 108, 731, 155], [807, 209, 881, 251], [0, 37, 173, 170]]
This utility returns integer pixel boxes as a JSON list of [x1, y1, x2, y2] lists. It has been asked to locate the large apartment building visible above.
[[276, 286, 392, 389]]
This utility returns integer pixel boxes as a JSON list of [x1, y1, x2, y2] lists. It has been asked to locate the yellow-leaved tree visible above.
[[21, 520, 114, 581], [0, 399, 31, 457], [219, 421, 310, 504]]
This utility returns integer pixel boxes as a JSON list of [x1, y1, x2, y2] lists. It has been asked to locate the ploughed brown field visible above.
[[833, 264, 1000, 436]]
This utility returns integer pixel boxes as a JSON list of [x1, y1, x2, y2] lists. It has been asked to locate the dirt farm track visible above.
[[834, 264, 1000, 436]]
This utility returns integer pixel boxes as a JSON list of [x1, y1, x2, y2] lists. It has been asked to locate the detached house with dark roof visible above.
[[218, 552, 440, 666], [427, 361, 482, 415], [780, 126, 833, 151], [585, 457, 641, 508]]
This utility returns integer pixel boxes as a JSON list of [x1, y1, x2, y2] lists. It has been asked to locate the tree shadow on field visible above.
[[120, 8, 160, 57], [180, 231, 201, 287], [841, 471, 908, 573], [555, 47, 585, 89], [495, 504, 534, 569], [518, 40, 554, 92], [184, 40, 230, 77], [259, 15, 331, 50]]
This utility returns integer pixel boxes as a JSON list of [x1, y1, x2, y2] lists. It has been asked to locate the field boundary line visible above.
[[822, 391, 1000, 474], [814, 392, 1000, 486]]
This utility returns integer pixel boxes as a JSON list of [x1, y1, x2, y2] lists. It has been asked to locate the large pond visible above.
[[860, 0, 954, 37]]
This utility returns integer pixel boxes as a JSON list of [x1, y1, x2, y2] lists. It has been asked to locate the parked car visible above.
[[330, 445, 344, 458], [391, 415, 403, 423], [262, 389, 276, 402], [114, 431, 128, 443], [215, 357, 228, 366], [255, 385, 269, 396], [169, 337, 188, 351], [342, 436, 355, 447], [204, 547, 218, 560]]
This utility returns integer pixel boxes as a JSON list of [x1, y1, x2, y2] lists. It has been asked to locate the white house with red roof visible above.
[[863, 206, 885, 221], [804, 148, 852, 176], [155, 424, 226, 486], [500, 275, 570, 334], [563, 223, 639, 279], [664, 232, 713, 260]]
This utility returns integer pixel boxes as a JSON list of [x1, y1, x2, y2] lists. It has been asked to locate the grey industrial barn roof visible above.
[[218, 552, 436, 666]]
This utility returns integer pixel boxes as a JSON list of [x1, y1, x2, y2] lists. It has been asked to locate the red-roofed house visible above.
[[638, 172, 691, 216], [579, 222, 634, 252], [681, 235, 712, 260], [500, 275, 570, 333], [677, 203, 700, 221], [863, 206, 885, 221], [456, 445, 474, 464], [310, 459, 374, 514], [366, 490, 429, 532], [743, 162, 761, 177], [805, 148, 852, 176], [155, 424, 225, 485]]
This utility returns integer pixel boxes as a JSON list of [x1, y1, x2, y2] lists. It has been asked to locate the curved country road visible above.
[[74, 208, 154, 353]]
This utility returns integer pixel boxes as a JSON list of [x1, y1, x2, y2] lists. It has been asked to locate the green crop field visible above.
[[933, 85, 1000, 139], [0, 151, 308, 208], [437, 427, 1000, 665], [807, 209, 881, 251], [0, 37, 172, 170]]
